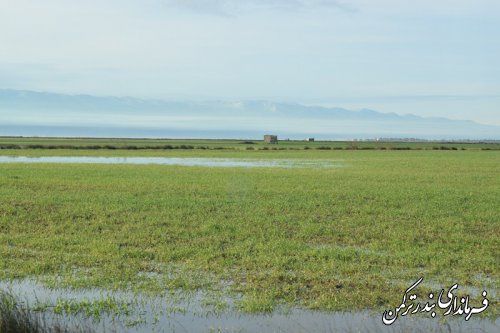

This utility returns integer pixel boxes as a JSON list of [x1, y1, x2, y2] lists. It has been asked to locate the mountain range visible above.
[[1, 89, 499, 140]]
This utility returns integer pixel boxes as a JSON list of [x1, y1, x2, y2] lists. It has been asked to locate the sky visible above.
[[1, 0, 499, 125]]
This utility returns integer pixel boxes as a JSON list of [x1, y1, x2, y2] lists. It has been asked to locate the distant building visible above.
[[264, 135, 278, 144], [308, 138, 315, 142]]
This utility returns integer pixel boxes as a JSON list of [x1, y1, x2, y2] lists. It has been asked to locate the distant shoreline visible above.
[[1, 136, 500, 144]]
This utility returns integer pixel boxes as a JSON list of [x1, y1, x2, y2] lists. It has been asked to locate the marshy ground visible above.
[[0, 138, 498, 332]]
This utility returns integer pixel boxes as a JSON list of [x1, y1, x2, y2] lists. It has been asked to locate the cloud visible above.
[[164, 0, 354, 16]]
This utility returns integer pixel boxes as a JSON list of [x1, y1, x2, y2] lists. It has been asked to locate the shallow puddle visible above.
[[0, 156, 344, 168], [0, 279, 497, 333]]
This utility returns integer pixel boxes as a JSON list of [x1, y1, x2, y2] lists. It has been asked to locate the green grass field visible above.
[[1, 136, 500, 150], [0, 140, 498, 317]]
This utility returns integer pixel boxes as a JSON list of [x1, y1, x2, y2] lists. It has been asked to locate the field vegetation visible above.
[[0, 290, 93, 333], [0, 140, 498, 320], [1, 136, 500, 151]]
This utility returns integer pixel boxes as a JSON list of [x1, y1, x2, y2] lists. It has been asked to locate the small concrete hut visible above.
[[264, 135, 278, 144]]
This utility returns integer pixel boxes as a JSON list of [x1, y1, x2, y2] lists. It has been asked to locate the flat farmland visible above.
[[0, 145, 498, 329]]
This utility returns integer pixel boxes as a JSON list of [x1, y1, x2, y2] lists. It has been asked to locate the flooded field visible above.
[[0, 156, 344, 168], [1, 280, 498, 333], [1, 149, 498, 332]]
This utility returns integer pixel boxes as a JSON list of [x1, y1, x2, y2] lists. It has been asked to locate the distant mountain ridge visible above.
[[1, 89, 498, 140]]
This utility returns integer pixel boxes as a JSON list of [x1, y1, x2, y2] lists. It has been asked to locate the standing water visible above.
[[0, 156, 345, 168]]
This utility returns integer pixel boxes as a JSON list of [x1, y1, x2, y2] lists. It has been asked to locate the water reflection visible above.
[[0, 156, 344, 168], [0, 280, 497, 333]]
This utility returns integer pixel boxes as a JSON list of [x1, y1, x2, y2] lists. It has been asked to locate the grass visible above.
[[0, 144, 498, 319], [1, 136, 500, 151], [0, 290, 93, 333]]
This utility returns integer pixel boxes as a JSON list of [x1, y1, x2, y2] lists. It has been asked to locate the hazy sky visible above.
[[1, 0, 499, 125]]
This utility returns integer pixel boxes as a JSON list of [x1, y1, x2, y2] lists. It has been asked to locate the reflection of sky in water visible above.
[[0, 280, 497, 333], [0, 156, 345, 168]]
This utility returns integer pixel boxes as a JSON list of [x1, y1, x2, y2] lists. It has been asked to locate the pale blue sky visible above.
[[1, 0, 499, 125]]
